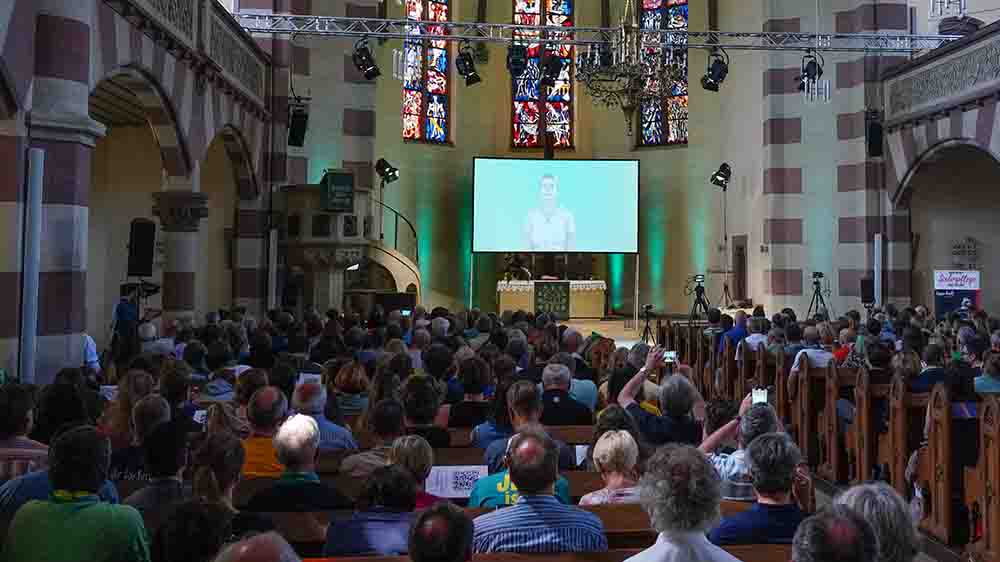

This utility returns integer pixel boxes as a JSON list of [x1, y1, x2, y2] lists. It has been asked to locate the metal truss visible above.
[[235, 13, 958, 53]]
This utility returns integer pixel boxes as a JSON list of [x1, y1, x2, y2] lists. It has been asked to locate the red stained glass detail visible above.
[[516, 0, 541, 14], [644, 0, 663, 7], [403, 90, 423, 115], [429, 1, 448, 22], [406, 0, 423, 20], [403, 114, 421, 139]]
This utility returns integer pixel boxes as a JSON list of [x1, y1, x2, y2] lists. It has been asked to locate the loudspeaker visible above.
[[867, 120, 884, 158], [860, 278, 875, 305], [127, 218, 156, 278], [287, 106, 309, 148]]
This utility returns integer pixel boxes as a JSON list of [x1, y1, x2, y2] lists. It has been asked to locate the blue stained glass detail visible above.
[[514, 58, 541, 101], [546, 102, 570, 124], [641, 10, 662, 30], [642, 121, 663, 145], [667, 4, 688, 27], [640, 102, 661, 124], [547, 0, 572, 15], [427, 95, 447, 118], [428, 48, 448, 73], [547, 80, 570, 102], [639, 0, 688, 146], [426, 117, 447, 141]]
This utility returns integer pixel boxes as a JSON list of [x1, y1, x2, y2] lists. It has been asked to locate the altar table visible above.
[[496, 280, 606, 319]]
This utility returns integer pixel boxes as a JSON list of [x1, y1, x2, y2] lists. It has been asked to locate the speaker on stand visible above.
[[127, 219, 156, 278]]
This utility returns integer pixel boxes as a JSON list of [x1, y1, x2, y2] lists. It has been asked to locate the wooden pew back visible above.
[[720, 336, 737, 401], [885, 375, 930, 496], [817, 364, 858, 483], [849, 368, 890, 484], [301, 545, 793, 562], [965, 396, 1000, 561], [737, 339, 757, 402]]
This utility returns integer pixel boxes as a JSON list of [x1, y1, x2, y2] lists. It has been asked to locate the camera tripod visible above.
[[807, 278, 827, 319], [688, 282, 711, 325], [640, 308, 656, 345]]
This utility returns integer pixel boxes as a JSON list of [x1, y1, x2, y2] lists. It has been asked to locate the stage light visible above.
[[456, 41, 482, 86], [540, 56, 563, 88], [375, 158, 400, 184], [700, 48, 730, 92], [796, 51, 824, 92], [710, 163, 732, 190], [352, 38, 380, 80], [507, 44, 528, 78]]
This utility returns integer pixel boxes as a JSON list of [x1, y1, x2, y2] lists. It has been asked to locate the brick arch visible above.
[[92, 65, 192, 179], [208, 125, 260, 201], [890, 138, 1000, 209]]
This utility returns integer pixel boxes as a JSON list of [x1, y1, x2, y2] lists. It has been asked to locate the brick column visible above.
[[153, 190, 209, 324], [0, 117, 25, 375], [29, 0, 106, 382], [234, 200, 267, 316]]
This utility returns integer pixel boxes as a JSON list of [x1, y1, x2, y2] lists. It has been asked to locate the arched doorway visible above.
[[197, 135, 239, 317], [905, 144, 1000, 312]]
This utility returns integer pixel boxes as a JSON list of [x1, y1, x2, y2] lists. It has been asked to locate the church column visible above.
[[29, 0, 105, 382], [234, 199, 267, 316], [153, 190, 209, 325]]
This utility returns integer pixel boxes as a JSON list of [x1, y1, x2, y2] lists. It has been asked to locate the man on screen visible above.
[[522, 174, 576, 251]]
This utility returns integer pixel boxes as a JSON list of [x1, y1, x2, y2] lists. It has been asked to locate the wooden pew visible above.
[[847, 367, 891, 484], [754, 347, 774, 390], [702, 332, 718, 401], [302, 545, 792, 562], [719, 336, 737, 401], [817, 364, 858, 484], [789, 359, 809, 462], [883, 375, 930, 496], [736, 339, 757, 401], [964, 395, 1000, 562], [775, 353, 793, 430], [546, 426, 594, 445]]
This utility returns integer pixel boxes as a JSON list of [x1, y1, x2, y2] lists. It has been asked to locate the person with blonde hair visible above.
[[99, 369, 155, 451], [191, 432, 273, 538], [333, 361, 371, 417], [390, 435, 442, 509], [579, 430, 640, 505]]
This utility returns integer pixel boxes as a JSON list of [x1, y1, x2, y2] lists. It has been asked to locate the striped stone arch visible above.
[[92, 65, 192, 179], [212, 125, 261, 201]]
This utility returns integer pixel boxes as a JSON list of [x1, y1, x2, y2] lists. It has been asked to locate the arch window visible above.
[[638, 0, 689, 146], [403, 0, 451, 143]]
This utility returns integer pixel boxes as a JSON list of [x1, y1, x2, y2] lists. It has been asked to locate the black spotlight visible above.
[[700, 48, 730, 92], [352, 38, 380, 80], [796, 51, 824, 92], [710, 163, 732, 190], [540, 55, 563, 88], [507, 44, 528, 78], [375, 158, 400, 184], [455, 41, 482, 86]]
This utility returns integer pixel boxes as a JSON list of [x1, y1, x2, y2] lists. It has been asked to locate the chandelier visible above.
[[574, 0, 687, 136]]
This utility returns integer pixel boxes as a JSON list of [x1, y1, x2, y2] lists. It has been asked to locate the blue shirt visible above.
[[909, 367, 948, 393], [323, 508, 415, 556], [0, 470, 119, 526], [471, 421, 513, 450], [203, 378, 235, 401], [721, 326, 747, 356], [309, 413, 359, 452], [976, 375, 1000, 394], [485, 436, 577, 473], [625, 403, 702, 447], [709, 502, 805, 545], [467, 471, 571, 508], [472, 495, 608, 553]]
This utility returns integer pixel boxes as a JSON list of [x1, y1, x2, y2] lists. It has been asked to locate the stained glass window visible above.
[[638, 0, 688, 147], [511, 0, 574, 149], [402, 0, 450, 143]]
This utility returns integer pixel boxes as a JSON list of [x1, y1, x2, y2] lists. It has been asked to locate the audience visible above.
[[619, 349, 702, 446], [245, 414, 352, 512], [483, 381, 575, 473], [99, 369, 155, 450], [233, 368, 269, 420], [472, 428, 607, 553], [448, 357, 492, 428], [626, 444, 739, 562], [291, 382, 358, 452], [0, 384, 48, 480], [151, 500, 234, 562], [410, 503, 474, 562], [700, 400, 780, 500], [191, 432, 273, 537], [471, 361, 516, 449], [324, 465, 418, 556], [2, 426, 150, 562], [402, 375, 451, 447], [791, 506, 878, 562], [580, 430, 640, 505], [709, 432, 805, 544], [332, 361, 371, 417], [788, 326, 835, 394], [28, 383, 89, 445], [341, 400, 406, 480], [390, 435, 442, 509], [540, 363, 593, 426], [124, 419, 191, 534], [241, 386, 288, 478], [110, 394, 172, 483], [214, 532, 301, 562], [833, 483, 918, 562]]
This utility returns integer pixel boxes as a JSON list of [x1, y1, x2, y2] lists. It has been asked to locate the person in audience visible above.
[[784, 323, 806, 357], [709, 432, 805, 544], [214, 531, 301, 562], [561, 328, 596, 382], [183, 341, 211, 379], [159, 360, 199, 431], [342, 400, 406, 480], [913, 344, 948, 393], [833, 483, 917, 562], [241, 386, 288, 478], [469, 424, 572, 508], [832, 328, 856, 363], [472, 428, 607, 553], [791, 506, 878, 562], [151, 500, 234, 562], [423, 343, 461, 404], [0, 384, 48, 480], [471, 368, 515, 449], [233, 368, 269, 421], [449, 357, 492, 428], [586, 404, 648, 470], [292, 382, 357, 452], [700, 399, 780, 500], [410, 503, 474, 562], [109, 394, 172, 482], [390, 435, 442, 509], [99, 369, 155, 450], [205, 401, 251, 439], [269, 361, 298, 403], [580, 430, 641, 505], [124, 419, 190, 534], [548, 351, 599, 410], [976, 352, 1000, 394], [787, 326, 835, 396], [333, 360, 371, 417], [191, 432, 273, 537], [324, 465, 418, 556], [203, 362, 237, 402], [618, 348, 702, 446], [625, 444, 739, 562], [722, 311, 749, 354], [737, 317, 769, 359], [484, 381, 576, 473], [888, 350, 924, 392], [604, 367, 661, 416], [52, 367, 106, 424], [355, 369, 403, 434], [402, 375, 451, 447], [245, 414, 352, 511], [540, 363, 593, 426], [2, 426, 150, 562]]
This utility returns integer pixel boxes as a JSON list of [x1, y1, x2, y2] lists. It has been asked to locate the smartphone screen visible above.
[[752, 388, 769, 404], [401, 310, 412, 317], [663, 351, 678, 363]]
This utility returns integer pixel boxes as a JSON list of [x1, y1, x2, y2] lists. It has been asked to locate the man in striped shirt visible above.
[[472, 427, 607, 554]]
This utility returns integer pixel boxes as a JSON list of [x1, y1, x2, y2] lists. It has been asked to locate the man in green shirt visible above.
[[467, 468, 570, 508], [2, 426, 150, 562]]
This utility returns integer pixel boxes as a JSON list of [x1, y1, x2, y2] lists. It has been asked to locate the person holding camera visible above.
[[617, 347, 702, 446]]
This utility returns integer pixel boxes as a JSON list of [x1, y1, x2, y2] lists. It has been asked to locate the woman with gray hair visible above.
[[626, 444, 740, 562], [618, 347, 703, 446], [834, 483, 918, 562]]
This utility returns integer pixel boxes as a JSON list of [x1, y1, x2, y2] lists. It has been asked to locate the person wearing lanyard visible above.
[[1, 426, 150, 562]]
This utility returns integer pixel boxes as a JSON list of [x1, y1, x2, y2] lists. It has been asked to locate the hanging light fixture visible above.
[[455, 40, 482, 86], [352, 38, 380, 80], [700, 48, 729, 92]]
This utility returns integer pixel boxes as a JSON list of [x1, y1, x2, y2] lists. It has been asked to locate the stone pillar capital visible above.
[[153, 190, 209, 232], [28, 113, 106, 147]]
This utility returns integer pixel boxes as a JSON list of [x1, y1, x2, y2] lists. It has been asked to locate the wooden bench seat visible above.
[[301, 544, 792, 562], [817, 364, 858, 483]]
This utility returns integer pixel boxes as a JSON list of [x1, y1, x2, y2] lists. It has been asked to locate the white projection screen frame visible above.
[[472, 158, 640, 254]]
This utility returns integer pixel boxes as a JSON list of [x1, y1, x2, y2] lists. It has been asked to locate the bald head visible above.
[[506, 426, 558, 494], [409, 503, 474, 562], [792, 506, 878, 562], [247, 386, 289, 433], [214, 532, 300, 562]]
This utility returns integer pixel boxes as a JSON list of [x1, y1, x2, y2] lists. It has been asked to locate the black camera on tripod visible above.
[[812, 272, 824, 280]]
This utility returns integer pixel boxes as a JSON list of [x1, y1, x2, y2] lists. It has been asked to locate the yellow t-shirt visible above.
[[241, 436, 283, 478]]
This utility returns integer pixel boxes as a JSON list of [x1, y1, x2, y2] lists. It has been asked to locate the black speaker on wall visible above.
[[867, 120, 884, 158], [127, 218, 156, 278], [288, 106, 309, 148], [860, 278, 875, 305]]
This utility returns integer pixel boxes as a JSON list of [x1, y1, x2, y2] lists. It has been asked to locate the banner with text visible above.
[[933, 270, 981, 318]]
